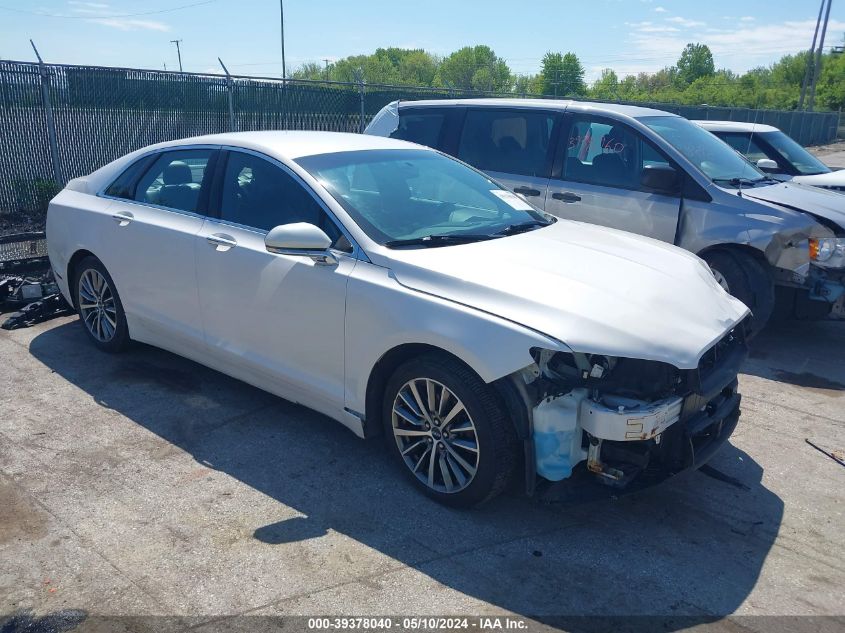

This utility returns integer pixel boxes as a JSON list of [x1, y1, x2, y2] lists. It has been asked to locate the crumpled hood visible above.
[[378, 220, 749, 369], [739, 181, 845, 232], [791, 170, 845, 191]]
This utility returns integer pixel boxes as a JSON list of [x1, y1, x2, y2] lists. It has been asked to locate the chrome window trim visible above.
[[215, 145, 368, 262], [97, 144, 222, 221]]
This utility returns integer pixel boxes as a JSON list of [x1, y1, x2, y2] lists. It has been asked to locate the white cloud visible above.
[[88, 17, 170, 31], [654, 6, 667, 12], [621, 18, 845, 76], [739, 16, 755, 22], [666, 16, 706, 28]]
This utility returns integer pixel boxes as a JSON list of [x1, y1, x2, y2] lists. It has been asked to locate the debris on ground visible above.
[[1, 233, 75, 329], [805, 438, 845, 468]]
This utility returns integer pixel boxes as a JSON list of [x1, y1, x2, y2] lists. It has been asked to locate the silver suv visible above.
[[366, 99, 845, 328]]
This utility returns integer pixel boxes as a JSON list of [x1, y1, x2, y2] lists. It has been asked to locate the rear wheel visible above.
[[382, 354, 519, 508], [703, 250, 774, 335], [73, 256, 130, 352]]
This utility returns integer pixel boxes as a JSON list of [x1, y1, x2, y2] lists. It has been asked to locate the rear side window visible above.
[[134, 149, 215, 213], [391, 111, 445, 148], [457, 109, 555, 177], [103, 156, 153, 199]]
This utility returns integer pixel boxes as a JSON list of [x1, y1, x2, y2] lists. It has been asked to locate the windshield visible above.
[[295, 149, 550, 247], [641, 116, 766, 186], [763, 131, 831, 175]]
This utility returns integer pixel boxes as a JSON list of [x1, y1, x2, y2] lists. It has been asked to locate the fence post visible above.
[[218, 57, 237, 132], [30, 40, 63, 185], [355, 68, 365, 133]]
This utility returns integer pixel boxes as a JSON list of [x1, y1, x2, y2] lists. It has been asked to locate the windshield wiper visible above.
[[384, 234, 497, 248], [494, 220, 552, 236], [713, 177, 767, 188]]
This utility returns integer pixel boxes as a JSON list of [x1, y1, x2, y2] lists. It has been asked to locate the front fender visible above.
[[344, 262, 568, 416], [679, 195, 832, 275]]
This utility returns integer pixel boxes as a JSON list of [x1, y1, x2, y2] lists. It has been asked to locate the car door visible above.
[[99, 147, 217, 352], [454, 108, 558, 207], [545, 114, 681, 243], [195, 148, 356, 413]]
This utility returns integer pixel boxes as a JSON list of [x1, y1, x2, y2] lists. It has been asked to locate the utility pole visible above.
[[279, 0, 286, 79], [323, 58, 331, 80], [808, 0, 834, 112], [170, 39, 183, 72], [799, 0, 825, 109]]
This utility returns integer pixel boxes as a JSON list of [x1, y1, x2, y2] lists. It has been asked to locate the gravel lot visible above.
[[1, 311, 843, 632]]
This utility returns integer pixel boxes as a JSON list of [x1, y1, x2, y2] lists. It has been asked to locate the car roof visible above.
[[694, 120, 780, 134], [396, 98, 675, 119], [151, 130, 429, 160]]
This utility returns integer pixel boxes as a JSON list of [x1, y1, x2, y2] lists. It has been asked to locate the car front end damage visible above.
[[498, 319, 748, 497]]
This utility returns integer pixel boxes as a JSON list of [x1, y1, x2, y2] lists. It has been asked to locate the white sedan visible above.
[[47, 131, 749, 507]]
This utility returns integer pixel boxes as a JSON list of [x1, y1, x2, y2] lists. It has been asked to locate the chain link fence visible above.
[[1, 59, 841, 221]]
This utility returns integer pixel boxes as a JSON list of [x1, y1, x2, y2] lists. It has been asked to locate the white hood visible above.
[[377, 220, 749, 370], [791, 170, 845, 191]]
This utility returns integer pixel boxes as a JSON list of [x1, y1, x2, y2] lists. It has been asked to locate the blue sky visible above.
[[1, 0, 844, 82]]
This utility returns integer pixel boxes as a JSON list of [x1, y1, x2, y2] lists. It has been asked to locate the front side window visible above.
[[457, 109, 555, 177], [218, 151, 341, 242], [295, 149, 551, 246], [717, 133, 770, 165], [391, 111, 445, 148], [134, 149, 214, 212], [762, 131, 830, 175], [561, 117, 673, 191], [641, 116, 765, 186]]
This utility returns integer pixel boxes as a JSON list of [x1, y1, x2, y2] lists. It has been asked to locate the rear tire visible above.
[[382, 353, 519, 508], [73, 256, 130, 353], [703, 250, 774, 335]]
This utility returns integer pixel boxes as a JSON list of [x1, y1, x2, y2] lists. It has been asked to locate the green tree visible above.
[[676, 43, 715, 85], [541, 52, 586, 96], [435, 45, 512, 91], [590, 68, 619, 100]]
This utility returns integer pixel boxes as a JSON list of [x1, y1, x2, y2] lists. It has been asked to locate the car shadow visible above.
[[745, 319, 845, 393], [28, 322, 783, 629]]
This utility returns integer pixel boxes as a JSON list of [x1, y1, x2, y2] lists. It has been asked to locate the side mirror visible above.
[[756, 158, 779, 172], [265, 222, 337, 265], [640, 164, 679, 194]]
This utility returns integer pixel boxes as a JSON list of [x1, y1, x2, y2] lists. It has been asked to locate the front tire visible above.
[[704, 250, 774, 335], [382, 353, 519, 508], [73, 256, 130, 352]]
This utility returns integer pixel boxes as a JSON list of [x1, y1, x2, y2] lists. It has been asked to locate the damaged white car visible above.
[[47, 132, 750, 507]]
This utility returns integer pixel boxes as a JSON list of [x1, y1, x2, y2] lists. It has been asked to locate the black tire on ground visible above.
[[72, 256, 130, 353], [703, 250, 775, 335], [382, 353, 519, 508]]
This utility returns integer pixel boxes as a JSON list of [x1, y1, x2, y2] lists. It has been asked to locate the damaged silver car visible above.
[[366, 99, 845, 327]]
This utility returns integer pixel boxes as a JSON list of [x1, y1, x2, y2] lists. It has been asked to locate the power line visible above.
[[0, 0, 216, 19]]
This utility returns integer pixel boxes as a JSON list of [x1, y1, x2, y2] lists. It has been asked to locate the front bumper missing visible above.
[[537, 381, 741, 502]]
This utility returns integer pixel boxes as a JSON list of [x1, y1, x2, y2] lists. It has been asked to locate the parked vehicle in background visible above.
[[366, 99, 845, 326], [47, 131, 750, 507], [695, 121, 845, 193]]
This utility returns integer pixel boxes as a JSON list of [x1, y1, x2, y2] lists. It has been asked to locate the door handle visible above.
[[111, 211, 134, 226], [513, 186, 542, 197], [552, 191, 581, 203], [206, 233, 237, 251]]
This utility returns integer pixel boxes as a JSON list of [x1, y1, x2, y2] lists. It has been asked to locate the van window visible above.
[[562, 117, 674, 191], [391, 111, 445, 148], [457, 110, 555, 177]]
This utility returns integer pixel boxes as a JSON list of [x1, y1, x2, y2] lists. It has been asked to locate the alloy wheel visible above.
[[391, 378, 480, 494], [78, 269, 117, 343]]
